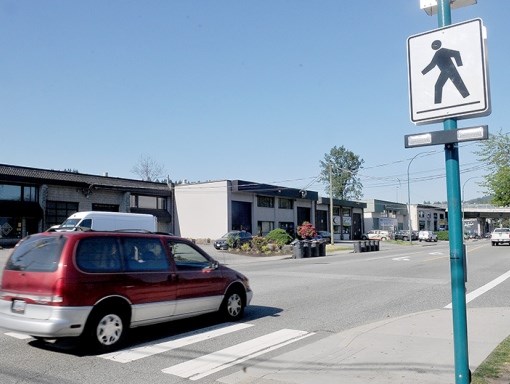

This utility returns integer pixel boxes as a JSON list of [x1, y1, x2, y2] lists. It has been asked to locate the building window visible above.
[[23, 186, 38, 202], [46, 201, 78, 228], [0, 184, 21, 201], [278, 198, 293, 209], [257, 221, 274, 236], [130, 195, 167, 210], [257, 196, 274, 208]]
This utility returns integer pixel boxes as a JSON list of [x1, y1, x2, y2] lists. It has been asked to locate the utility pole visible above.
[[437, 1, 470, 382], [329, 164, 334, 245]]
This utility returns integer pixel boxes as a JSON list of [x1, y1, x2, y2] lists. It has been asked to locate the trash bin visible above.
[[318, 241, 327, 256], [368, 240, 375, 251], [303, 240, 311, 258], [293, 240, 304, 259], [310, 241, 319, 257], [354, 241, 361, 253], [374, 240, 380, 251], [360, 240, 367, 252]]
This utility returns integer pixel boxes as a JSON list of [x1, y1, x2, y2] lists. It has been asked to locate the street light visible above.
[[407, 151, 434, 245]]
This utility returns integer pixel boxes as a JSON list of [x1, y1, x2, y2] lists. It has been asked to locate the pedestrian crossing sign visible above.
[[407, 18, 490, 125]]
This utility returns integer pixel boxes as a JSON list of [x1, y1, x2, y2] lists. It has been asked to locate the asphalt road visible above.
[[0, 239, 508, 383]]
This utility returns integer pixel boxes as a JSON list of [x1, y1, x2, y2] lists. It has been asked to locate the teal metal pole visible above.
[[437, 1, 470, 383]]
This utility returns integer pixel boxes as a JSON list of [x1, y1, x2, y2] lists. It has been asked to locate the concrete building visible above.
[[174, 180, 367, 241], [363, 199, 409, 233], [363, 199, 447, 234]]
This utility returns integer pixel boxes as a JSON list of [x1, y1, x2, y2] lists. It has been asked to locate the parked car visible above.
[[213, 230, 253, 250], [316, 231, 332, 243], [361, 230, 391, 241], [0, 231, 253, 352], [418, 230, 438, 242], [394, 230, 418, 241]]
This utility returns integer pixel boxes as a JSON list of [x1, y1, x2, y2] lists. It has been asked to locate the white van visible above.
[[55, 211, 157, 232]]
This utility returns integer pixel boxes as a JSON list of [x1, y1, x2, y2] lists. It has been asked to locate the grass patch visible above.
[[326, 244, 351, 252], [472, 335, 510, 383]]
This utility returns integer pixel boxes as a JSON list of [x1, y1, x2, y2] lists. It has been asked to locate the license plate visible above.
[[12, 300, 26, 314]]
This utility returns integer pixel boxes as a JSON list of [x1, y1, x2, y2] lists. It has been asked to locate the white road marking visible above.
[[444, 269, 510, 309], [392, 256, 410, 261], [162, 329, 314, 381], [5, 332, 32, 340], [100, 322, 254, 363]]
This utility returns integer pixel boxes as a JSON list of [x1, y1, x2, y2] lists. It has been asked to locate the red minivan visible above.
[[0, 231, 252, 352]]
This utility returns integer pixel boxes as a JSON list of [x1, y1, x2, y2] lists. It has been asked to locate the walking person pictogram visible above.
[[422, 39, 470, 104]]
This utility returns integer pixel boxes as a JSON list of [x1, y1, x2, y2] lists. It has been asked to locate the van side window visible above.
[[76, 237, 122, 273], [123, 238, 169, 272], [79, 219, 92, 229], [170, 242, 210, 270]]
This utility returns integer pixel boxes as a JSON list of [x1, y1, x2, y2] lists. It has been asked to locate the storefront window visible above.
[[0, 185, 21, 201], [0, 217, 21, 239]]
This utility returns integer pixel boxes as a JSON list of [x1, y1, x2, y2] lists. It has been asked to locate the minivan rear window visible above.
[[5, 235, 65, 272]]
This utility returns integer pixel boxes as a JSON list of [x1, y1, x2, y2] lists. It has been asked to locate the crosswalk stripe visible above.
[[162, 328, 314, 381], [5, 332, 32, 340], [100, 322, 254, 363]]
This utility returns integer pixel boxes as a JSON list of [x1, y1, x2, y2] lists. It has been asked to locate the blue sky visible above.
[[1, 1, 507, 204]]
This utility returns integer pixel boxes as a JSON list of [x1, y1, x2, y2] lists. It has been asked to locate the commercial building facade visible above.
[[0, 164, 367, 245], [0, 164, 173, 246], [174, 180, 367, 241]]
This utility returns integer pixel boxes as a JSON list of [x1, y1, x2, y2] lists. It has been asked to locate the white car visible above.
[[362, 230, 390, 241], [418, 230, 438, 242]]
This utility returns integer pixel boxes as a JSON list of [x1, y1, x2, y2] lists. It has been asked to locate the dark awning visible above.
[[0, 201, 44, 218]]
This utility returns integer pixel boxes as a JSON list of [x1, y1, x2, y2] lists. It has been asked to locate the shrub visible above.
[[266, 229, 293, 247], [297, 221, 316, 239], [226, 233, 240, 249], [251, 236, 269, 253], [437, 231, 449, 241]]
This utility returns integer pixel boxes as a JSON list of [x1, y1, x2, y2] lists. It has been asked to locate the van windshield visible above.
[[60, 218, 80, 229], [5, 235, 65, 272], [60, 219, 80, 228]]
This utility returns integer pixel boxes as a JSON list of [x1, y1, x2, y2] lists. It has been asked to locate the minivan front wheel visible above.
[[85, 309, 127, 353], [221, 288, 244, 321]]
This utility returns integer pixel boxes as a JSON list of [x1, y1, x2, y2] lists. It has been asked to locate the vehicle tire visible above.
[[403, 236, 408, 241], [221, 288, 244, 321], [381, 237, 387, 241], [84, 308, 128, 353]]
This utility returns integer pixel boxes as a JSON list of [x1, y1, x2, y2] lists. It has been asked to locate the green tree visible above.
[[475, 130, 510, 206], [319, 146, 364, 200]]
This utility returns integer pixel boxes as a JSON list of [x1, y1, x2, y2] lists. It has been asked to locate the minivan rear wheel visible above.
[[85, 309, 127, 353]]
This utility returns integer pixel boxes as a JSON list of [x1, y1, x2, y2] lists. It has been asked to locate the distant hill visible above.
[[467, 196, 492, 204], [426, 196, 493, 205]]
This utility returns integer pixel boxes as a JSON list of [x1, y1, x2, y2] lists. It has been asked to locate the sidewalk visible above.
[[219, 307, 510, 384]]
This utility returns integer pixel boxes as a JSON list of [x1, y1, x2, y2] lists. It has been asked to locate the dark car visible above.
[[213, 231, 253, 250], [394, 230, 418, 241], [316, 231, 332, 243]]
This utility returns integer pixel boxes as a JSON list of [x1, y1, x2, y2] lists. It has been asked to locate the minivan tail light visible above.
[[48, 278, 64, 304]]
